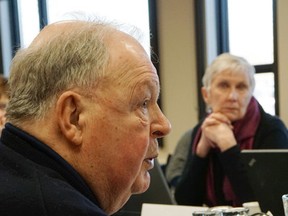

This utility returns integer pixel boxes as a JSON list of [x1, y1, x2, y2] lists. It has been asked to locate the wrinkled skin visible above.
[[24, 22, 172, 215]]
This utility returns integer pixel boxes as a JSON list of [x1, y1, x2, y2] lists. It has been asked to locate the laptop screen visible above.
[[241, 149, 288, 215]]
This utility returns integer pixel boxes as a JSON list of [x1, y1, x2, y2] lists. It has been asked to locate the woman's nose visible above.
[[228, 88, 238, 100]]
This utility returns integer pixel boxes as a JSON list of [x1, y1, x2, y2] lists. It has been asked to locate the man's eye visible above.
[[142, 100, 149, 109]]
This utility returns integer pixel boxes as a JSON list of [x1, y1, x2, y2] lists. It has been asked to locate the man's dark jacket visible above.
[[0, 123, 107, 216]]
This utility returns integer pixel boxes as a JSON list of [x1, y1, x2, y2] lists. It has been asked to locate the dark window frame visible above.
[[38, 0, 48, 30], [1, 0, 47, 59], [148, 0, 163, 147], [0, 34, 3, 75], [9, 0, 21, 57]]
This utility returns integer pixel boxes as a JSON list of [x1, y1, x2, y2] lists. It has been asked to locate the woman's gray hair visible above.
[[202, 53, 256, 92], [6, 18, 143, 126]]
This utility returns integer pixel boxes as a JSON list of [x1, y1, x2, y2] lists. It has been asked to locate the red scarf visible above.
[[192, 97, 261, 206]]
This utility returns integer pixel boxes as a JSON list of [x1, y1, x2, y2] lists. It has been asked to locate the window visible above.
[[1, 0, 154, 74], [195, 0, 277, 118], [0, 0, 18, 76], [17, 0, 40, 48], [228, 0, 273, 65], [17, 0, 150, 51], [227, 0, 275, 115]]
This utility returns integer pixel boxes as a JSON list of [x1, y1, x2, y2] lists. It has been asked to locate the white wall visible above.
[[278, 0, 288, 126], [157, 0, 288, 164]]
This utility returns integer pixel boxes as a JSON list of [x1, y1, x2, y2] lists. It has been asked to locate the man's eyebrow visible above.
[[129, 78, 159, 100], [137, 76, 159, 88], [145, 78, 160, 96]]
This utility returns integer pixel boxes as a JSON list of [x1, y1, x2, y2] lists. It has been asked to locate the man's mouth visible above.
[[144, 156, 157, 170]]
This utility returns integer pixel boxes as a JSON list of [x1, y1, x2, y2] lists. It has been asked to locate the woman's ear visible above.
[[55, 91, 83, 146], [201, 87, 209, 104]]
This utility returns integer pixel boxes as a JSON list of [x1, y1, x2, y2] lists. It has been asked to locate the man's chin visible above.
[[131, 171, 151, 194]]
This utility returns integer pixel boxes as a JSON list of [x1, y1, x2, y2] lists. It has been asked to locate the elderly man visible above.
[[0, 19, 171, 215]]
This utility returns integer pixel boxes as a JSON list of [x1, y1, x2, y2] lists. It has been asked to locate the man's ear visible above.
[[56, 91, 83, 146]]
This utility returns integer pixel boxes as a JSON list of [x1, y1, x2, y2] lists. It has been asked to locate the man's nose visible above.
[[151, 108, 172, 139]]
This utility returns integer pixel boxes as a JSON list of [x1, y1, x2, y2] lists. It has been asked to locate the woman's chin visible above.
[[224, 112, 243, 122]]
